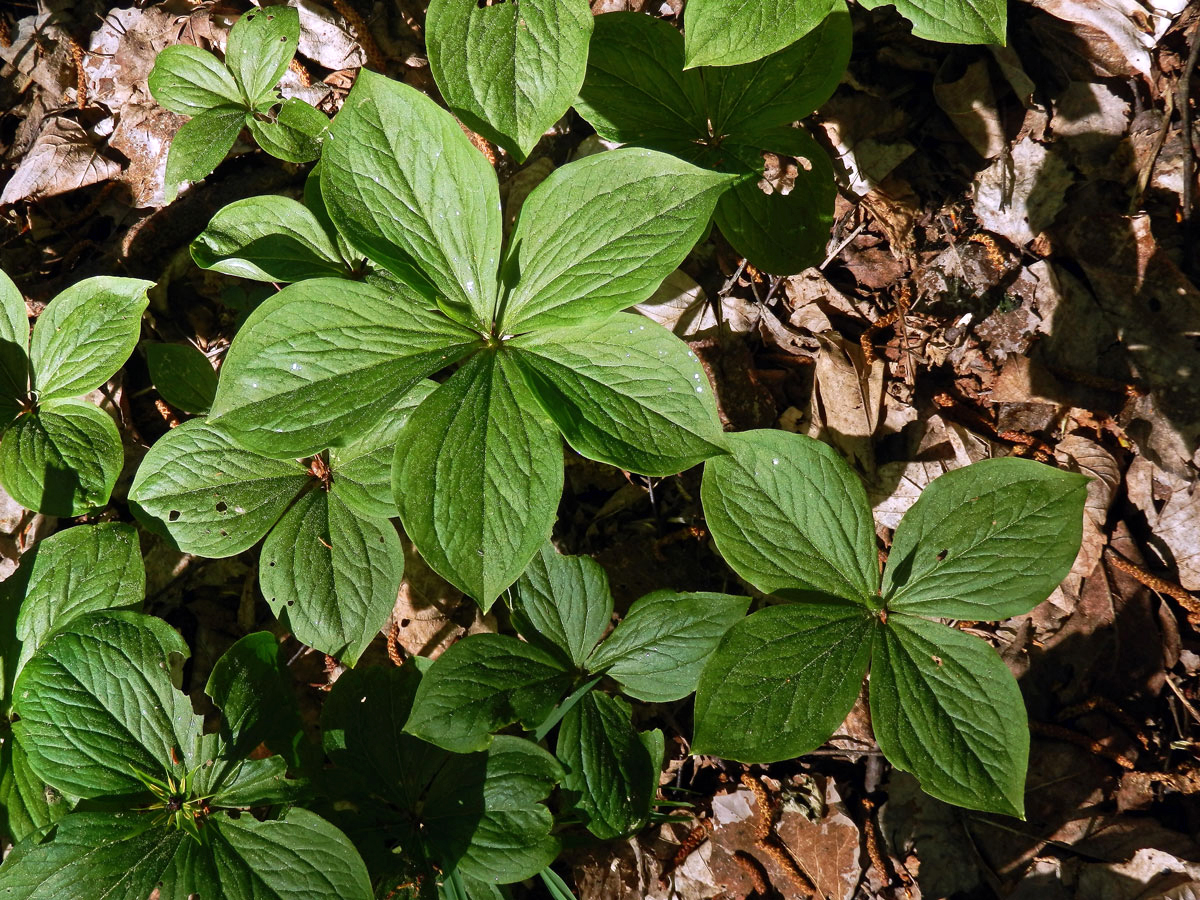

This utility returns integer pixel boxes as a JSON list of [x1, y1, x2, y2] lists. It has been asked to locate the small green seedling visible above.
[[0, 269, 149, 516], [205, 71, 735, 606], [322, 661, 563, 892], [694, 430, 1087, 817], [0, 523, 144, 844], [129, 385, 435, 664], [575, 9, 848, 275], [426, 0, 593, 160], [2, 616, 370, 898], [148, 5, 328, 201], [405, 542, 748, 839], [683, 0, 1005, 69]]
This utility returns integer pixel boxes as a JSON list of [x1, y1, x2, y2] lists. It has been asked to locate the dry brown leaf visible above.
[[1057, 434, 1120, 579], [1, 117, 122, 205], [973, 136, 1073, 246], [933, 58, 1005, 159], [808, 332, 884, 473]]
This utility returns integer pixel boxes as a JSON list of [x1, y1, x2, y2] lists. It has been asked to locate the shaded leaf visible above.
[[683, 0, 841, 69], [511, 541, 613, 668], [145, 343, 218, 415]]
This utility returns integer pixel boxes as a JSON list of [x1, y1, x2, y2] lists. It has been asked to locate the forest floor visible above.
[[2, 0, 1200, 898]]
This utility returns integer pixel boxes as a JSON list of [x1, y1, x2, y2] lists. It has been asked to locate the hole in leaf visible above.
[[219, 529, 228, 537], [936, 549, 948, 561], [287, 600, 294, 606], [168, 510, 180, 521], [400, 618, 410, 627], [268, 561, 276, 567], [215, 501, 227, 512]]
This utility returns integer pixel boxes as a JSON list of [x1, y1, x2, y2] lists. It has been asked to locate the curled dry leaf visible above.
[[0, 117, 122, 205]]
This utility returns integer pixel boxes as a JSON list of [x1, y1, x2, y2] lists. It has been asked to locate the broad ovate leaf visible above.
[[206, 632, 302, 760], [499, 148, 733, 331], [248, 97, 328, 163], [883, 457, 1088, 620], [588, 590, 749, 702], [858, 0, 1005, 44], [164, 105, 245, 202], [405, 634, 572, 752], [393, 351, 563, 606], [511, 541, 613, 667], [557, 692, 653, 840], [260, 485, 404, 665], [14, 523, 144, 680], [511, 314, 726, 475], [692, 600, 874, 762], [323, 71, 502, 326], [129, 419, 310, 557], [0, 265, 29, 404], [148, 44, 242, 115], [0, 727, 65, 843], [870, 613, 1027, 817], [209, 277, 478, 458], [145, 342, 218, 414], [683, 0, 841, 68], [29, 276, 151, 401], [225, 5, 301, 106], [700, 430, 879, 603], [191, 195, 347, 283], [0, 399, 123, 517], [12, 612, 199, 798], [427, 0, 593, 160]]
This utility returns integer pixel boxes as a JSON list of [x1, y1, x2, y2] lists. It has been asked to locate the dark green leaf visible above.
[[29, 276, 150, 401], [393, 351, 563, 606], [511, 314, 725, 475], [0, 728, 66, 843], [323, 70, 502, 326], [145, 342, 218, 414], [511, 541, 612, 668], [13, 612, 199, 798], [557, 692, 653, 839], [870, 613, 1027, 816], [700, 429, 879, 602], [858, 0, 1005, 44], [588, 589, 749, 702], [209, 277, 478, 458], [205, 631, 300, 759], [692, 601, 874, 762], [883, 458, 1088, 620], [248, 97, 328, 163], [406, 634, 572, 753], [225, 5, 300, 106], [427, 0, 592, 160], [191, 195, 347, 283], [260, 485, 404, 665], [0, 399, 124, 516], [164, 105, 245, 202], [148, 44, 242, 115], [0, 267, 29, 403], [500, 148, 733, 331], [683, 0, 841, 68], [129, 419, 310, 557]]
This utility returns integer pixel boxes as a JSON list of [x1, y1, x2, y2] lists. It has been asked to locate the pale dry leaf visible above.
[[296, 0, 367, 70], [933, 58, 1005, 159], [1, 117, 122, 205], [1027, 0, 1187, 78], [1056, 434, 1120, 579], [808, 332, 884, 473], [973, 136, 1073, 246]]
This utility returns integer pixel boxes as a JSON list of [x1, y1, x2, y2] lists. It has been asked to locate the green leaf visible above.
[[500, 148, 732, 331], [29, 276, 150, 401], [329, 380, 437, 520], [393, 351, 563, 606], [14, 523, 144, 681], [692, 601, 875, 762], [700, 430, 879, 602], [713, 130, 836, 275], [703, 7, 852, 137], [248, 97, 328, 163], [883, 458, 1088, 620], [225, 5, 301, 105], [574, 12, 708, 150], [0, 400, 123, 516], [148, 44, 243, 115], [323, 665, 563, 884], [13, 612, 198, 798], [511, 314, 725, 475], [858, 0, 1005, 44], [588, 589, 749, 702], [260, 485, 404, 665], [870, 614, 1027, 816], [210, 277, 478, 458], [129, 419, 310, 557], [406, 634, 572, 753], [683, 0, 841, 68], [323, 70, 502, 326], [191, 195, 347, 283], [511, 541, 613, 668], [206, 631, 300, 759], [145, 342, 218, 415], [557, 692, 653, 839], [0, 727, 66, 843], [207, 754, 296, 808], [426, 0, 593, 161], [164, 105, 245, 202], [0, 267, 29, 403]]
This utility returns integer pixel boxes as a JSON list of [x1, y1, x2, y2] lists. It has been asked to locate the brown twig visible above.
[[733, 850, 771, 897], [1029, 721, 1137, 769], [740, 774, 816, 897], [1058, 696, 1151, 749], [1105, 548, 1200, 623]]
